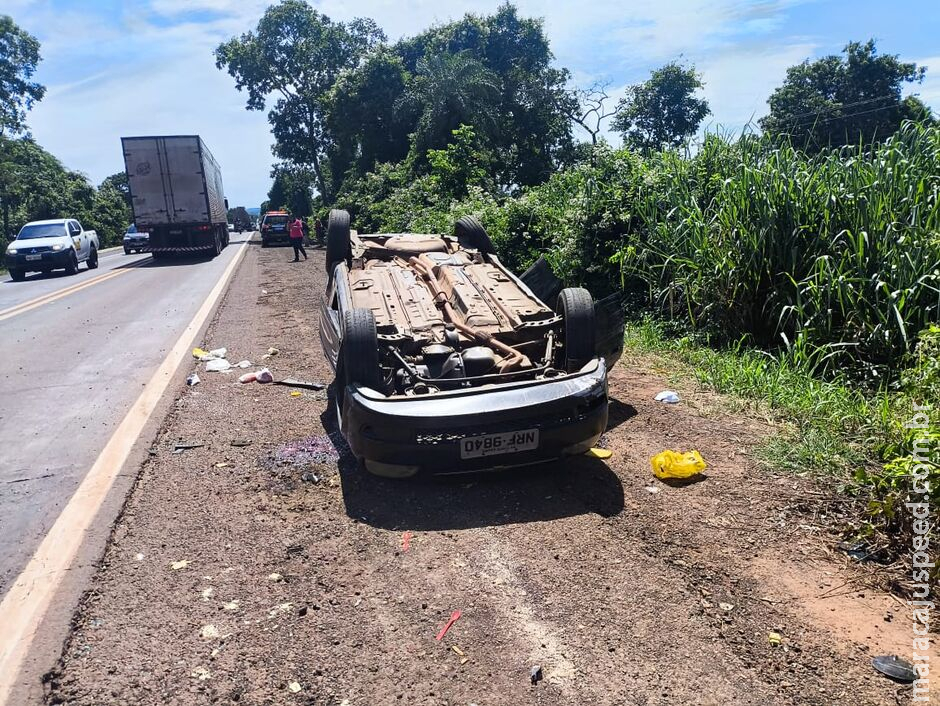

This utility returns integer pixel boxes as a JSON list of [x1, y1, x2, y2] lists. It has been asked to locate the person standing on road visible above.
[[314, 218, 325, 248], [289, 217, 308, 262]]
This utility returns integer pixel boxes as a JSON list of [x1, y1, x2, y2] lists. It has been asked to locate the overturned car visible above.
[[319, 209, 623, 477]]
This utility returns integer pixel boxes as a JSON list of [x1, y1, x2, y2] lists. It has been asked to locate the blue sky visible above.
[[7, 0, 940, 208]]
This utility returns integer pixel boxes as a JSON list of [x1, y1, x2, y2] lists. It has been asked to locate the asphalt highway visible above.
[[0, 236, 251, 597]]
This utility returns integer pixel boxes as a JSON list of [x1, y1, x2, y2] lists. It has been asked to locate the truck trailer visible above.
[[121, 135, 229, 258]]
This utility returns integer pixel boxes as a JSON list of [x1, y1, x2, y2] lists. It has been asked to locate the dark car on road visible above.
[[123, 223, 149, 254], [319, 209, 623, 478], [260, 211, 291, 247]]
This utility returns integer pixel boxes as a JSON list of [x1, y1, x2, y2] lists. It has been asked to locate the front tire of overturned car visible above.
[[454, 215, 496, 254], [556, 287, 595, 372]]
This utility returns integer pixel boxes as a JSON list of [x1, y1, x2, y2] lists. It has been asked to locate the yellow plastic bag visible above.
[[192, 347, 209, 359], [651, 450, 706, 479]]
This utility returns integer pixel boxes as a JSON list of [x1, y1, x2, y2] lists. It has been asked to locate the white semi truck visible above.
[[121, 135, 229, 258]]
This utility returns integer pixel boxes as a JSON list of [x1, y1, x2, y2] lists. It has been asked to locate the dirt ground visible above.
[[43, 241, 935, 705]]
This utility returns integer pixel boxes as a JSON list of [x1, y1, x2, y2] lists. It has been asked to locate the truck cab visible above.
[[5, 219, 100, 281]]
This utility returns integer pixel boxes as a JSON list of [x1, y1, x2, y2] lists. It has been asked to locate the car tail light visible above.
[[196, 225, 211, 231]]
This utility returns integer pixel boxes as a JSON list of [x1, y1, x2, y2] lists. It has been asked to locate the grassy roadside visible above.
[[624, 319, 939, 577]]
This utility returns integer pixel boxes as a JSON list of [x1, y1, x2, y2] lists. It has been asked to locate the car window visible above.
[[265, 215, 289, 226], [127, 224, 137, 233], [16, 223, 67, 239]]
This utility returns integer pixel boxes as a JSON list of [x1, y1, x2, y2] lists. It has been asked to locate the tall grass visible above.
[[623, 123, 940, 378]]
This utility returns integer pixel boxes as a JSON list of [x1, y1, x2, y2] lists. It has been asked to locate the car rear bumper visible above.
[[123, 238, 149, 250], [340, 359, 609, 474], [6, 250, 73, 271], [262, 230, 290, 244]]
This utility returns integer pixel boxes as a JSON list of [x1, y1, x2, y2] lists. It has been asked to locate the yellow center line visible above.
[[0, 260, 148, 323], [0, 241, 249, 704]]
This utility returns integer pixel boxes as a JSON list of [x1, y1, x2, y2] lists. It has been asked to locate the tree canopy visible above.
[[0, 15, 45, 136], [612, 62, 710, 151], [760, 40, 928, 150]]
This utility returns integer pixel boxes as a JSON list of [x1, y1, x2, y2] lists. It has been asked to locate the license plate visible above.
[[25, 254, 41, 261], [459, 429, 539, 459]]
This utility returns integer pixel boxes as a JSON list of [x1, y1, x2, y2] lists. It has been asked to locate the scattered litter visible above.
[[268, 573, 284, 582], [173, 441, 205, 454], [215, 462, 232, 468], [267, 347, 279, 356], [239, 372, 258, 384], [191, 666, 212, 680], [205, 358, 232, 372], [645, 486, 660, 494], [402, 531, 412, 552], [268, 602, 293, 618], [451, 646, 465, 657], [530, 665, 543, 684], [461, 657, 470, 665], [223, 601, 239, 611], [135, 553, 144, 561], [256, 368, 273, 383], [654, 390, 681, 404], [268, 435, 338, 468], [651, 450, 707, 480], [719, 602, 734, 612], [234, 360, 252, 368], [872, 655, 917, 683], [231, 439, 252, 447], [200, 624, 220, 640], [836, 540, 889, 564], [288, 682, 302, 693], [171, 560, 190, 570], [192, 347, 209, 359], [290, 390, 302, 397], [201, 587, 214, 600], [275, 378, 326, 390], [768, 631, 782, 646], [194, 347, 228, 361], [301, 472, 319, 483], [586, 447, 612, 459], [186, 373, 200, 387], [435, 610, 461, 641]]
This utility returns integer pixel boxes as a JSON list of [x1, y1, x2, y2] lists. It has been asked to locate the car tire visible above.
[[342, 308, 382, 390], [556, 287, 595, 372], [9, 268, 25, 282], [65, 252, 78, 275], [454, 215, 496, 254], [326, 209, 351, 276], [87, 246, 98, 269], [124, 247, 131, 255], [261, 239, 269, 248]]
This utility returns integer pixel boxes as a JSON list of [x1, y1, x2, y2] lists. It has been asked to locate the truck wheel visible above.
[[455, 215, 496, 254], [556, 287, 595, 372], [87, 246, 98, 269], [9, 268, 24, 282], [65, 252, 78, 275], [213, 232, 221, 257], [326, 209, 351, 275], [342, 308, 382, 390]]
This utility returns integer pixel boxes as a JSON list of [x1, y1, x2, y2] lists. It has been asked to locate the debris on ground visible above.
[[230, 439, 252, 447], [268, 573, 284, 582], [170, 560, 190, 570], [586, 447, 612, 459], [200, 624, 220, 640], [290, 390, 302, 397], [836, 540, 889, 564], [266, 347, 279, 356], [651, 449, 707, 479], [267, 435, 339, 468], [768, 632, 782, 646], [301, 471, 319, 483], [190, 666, 211, 680], [173, 441, 205, 454], [654, 390, 681, 403], [238, 371, 258, 384], [435, 610, 461, 641], [288, 681, 302, 693], [186, 373, 200, 387], [871, 655, 917, 683], [193, 347, 227, 361], [234, 360, 252, 368], [240, 368, 274, 384], [402, 531, 412, 552], [204, 358, 232, 372], [530, 665, 543, 684], [192, 348, 208, 359], [274, 377, 326, 390]]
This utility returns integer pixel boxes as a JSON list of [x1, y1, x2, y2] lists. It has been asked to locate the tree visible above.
[[266, 165, 313, 216], [760, 40, 927, 151], [0, 15, 45, 137], [215, 1, 384, 202], [612, 62, 710, 151], [100, 171, 131, 209], [566, 83, 620, 146]]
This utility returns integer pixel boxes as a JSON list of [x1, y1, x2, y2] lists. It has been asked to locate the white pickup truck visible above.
[[5, 219, 100, 281]]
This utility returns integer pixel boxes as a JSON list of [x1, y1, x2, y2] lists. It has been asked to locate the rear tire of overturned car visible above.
[[557, 287, 595, 372], [342, 308, 382, 390], [454, 215, 496, 254], [326, 209, 351, 276]]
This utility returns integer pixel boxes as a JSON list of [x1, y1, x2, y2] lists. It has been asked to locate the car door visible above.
[[69, 221, 86, 260]]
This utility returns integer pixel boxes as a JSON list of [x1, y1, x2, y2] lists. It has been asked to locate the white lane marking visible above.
[[0, 241, 249, 704], [0, 259, 149, 322]]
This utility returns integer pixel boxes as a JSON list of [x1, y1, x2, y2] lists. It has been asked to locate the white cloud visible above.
[[910, 56, 940, 114]]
